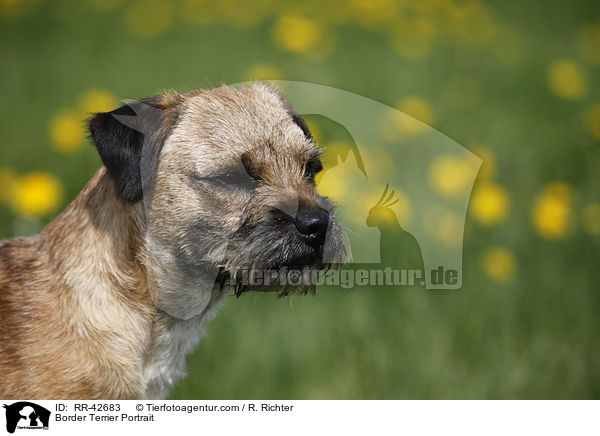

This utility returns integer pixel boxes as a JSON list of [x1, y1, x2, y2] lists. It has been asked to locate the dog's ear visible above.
[[88, 93, 181, 202]]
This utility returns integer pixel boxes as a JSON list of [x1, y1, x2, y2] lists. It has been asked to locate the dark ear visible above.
[[88, 93, 181, 202], [288, 111, 313, 141]]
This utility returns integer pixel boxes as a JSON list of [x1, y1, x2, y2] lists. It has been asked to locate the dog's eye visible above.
[[305, 160, 323, 183], [215, 172, 256, 189]]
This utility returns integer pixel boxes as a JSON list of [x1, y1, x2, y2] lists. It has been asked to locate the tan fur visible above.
[[0, 169, 153, 398], [0, 84, 346, 399]]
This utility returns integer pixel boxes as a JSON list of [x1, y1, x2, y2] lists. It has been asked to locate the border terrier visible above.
[[0, 83, 348, 399]]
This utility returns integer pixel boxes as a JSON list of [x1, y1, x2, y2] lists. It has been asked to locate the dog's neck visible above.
[[40, 168, 223, 399], [43, 168, 150, 310]]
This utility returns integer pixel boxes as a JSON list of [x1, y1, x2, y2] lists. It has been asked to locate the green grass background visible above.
[[0, 0, 599, 398]]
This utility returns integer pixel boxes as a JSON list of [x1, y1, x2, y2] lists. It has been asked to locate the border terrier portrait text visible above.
[[0, 83, 348, 399]]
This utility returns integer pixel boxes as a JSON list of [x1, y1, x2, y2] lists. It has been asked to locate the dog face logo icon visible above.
[[3, 402, 50, 434]]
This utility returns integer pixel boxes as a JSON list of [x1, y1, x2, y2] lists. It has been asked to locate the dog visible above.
[[0, 83, 348, 399]]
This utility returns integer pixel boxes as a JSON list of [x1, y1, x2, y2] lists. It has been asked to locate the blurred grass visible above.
[[0, 0, 599, 398]]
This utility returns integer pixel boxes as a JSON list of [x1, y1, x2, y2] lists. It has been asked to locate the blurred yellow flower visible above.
[[316, 146, 364, 203], [532, 182, 573, 239], [244, 64, 282, 81], [317, 168, 349, 202], [49, 110, 86, 154], [426, 210, 463, 247], [357, 186, 412, 227], [217, 0, 272, 29], [576, 23, 600, 65], [181, 0, 218, 26], [449, 1, 496, 44], [471, 145, 496, 180], [547, 59, 587, 99], [79, 89, 119, 114], [377, 108, 405, 143], [0, 168, 17, 203], [377, 97, 435, 142], [428, 155, 473, 197], [581, 204, 600, 235], [318, 141, 358, 184], [304, 118, 323, 145], [10, 172, 63, 217], [397, 96, 435, 134], [126, 0, 173, 38], [482, 246, 516, 282], [350, 0, 398, 28], [0, 0, 39, 18], [360, 146, 395, 183], [273, 15, 323, 54], [584, 104, 600, 139], [470, 182, 509, 225], [389, 17, 435, 59]]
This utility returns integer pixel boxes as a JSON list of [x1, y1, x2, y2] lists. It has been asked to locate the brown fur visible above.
[[0, 84, 347, 399], [0, 169, 153, 398]]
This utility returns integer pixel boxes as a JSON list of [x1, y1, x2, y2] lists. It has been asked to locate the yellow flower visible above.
[[180, 0, 218, 26], [303, 117, 323, 145], [482, 246, 516, 282], [428, 155, 474, 197], [470, 182, 509, 225], [10, 172, 63, 217], [397, 96, 435, 134], [357, 186, 412, 227], [547, 59, 587, 99], [350, 0, 398, 28], [316, 168, 349, 203], [584, 104, 600, 139], [389, 17, 435, 59], [79, 89, 119, 114], [273, 15, 323, 54], [217, 0, 272, 29], [0, 168, 17, 203], [425, 210, 463, 247], [317, 141, 356, 184], [377, 97, 435, 142], [244, 64, 282, 82], [376, 108, 405, 143], [581, 204, 600, 235], [449, 1, 496, 44], [316, 145, 364, 203], [359, 146, 395, 183], [532, 182, 573, 239], [576, 23, 600, 65], [126, 0, 173, 38], [49, 110, 86, 154], [471, 145, 496, 180], [0, 0, 39, 18]]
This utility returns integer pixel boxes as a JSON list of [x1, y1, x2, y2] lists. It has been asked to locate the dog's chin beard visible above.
[[215, 259, 332, 299]]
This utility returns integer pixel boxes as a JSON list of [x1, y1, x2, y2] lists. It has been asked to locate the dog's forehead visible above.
[[164, 85, 320, 166]]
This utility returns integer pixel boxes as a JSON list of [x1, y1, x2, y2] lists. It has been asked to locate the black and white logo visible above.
[[3, 402, 50, 434]]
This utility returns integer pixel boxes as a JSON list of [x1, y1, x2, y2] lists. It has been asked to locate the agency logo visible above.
[[2, 402, 50, 434]]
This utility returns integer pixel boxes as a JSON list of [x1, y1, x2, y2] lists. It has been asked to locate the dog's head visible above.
[[89, 83, 349, 318]]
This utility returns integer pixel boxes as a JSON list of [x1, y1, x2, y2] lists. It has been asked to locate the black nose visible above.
[[294, 209, 329, 249]]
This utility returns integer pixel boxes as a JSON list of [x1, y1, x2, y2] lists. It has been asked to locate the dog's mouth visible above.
[[205, 211, 349, 298], [215, 249, 331, 298]]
